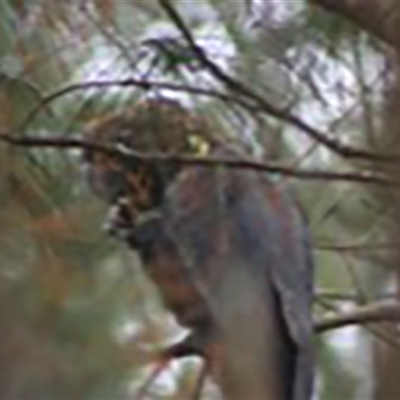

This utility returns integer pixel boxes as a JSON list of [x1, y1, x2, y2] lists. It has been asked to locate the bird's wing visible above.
[[159, 161, 314, 400]]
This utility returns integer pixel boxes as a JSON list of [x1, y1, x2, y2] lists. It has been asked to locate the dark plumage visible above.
[[82, 99, 314, 399]]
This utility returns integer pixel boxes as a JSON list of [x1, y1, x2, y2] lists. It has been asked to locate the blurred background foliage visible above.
[[0, 0, 398, 398]]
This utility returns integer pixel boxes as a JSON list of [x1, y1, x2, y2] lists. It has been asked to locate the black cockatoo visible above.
[[82, 98, 314, 400]]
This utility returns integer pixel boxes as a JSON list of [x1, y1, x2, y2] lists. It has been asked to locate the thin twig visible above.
[[315, 289, 397, 302], [135, 359, 171, 400], [191, 361, 208, 400], [315, 301, 400, 332], [0, 134, 396, 187], [19, 79, 257, 130], [316, 242, 398, 252], [315, 298, 400, 351], [157, 0, 400, 164]]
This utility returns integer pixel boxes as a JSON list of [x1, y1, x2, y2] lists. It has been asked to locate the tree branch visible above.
[[316, 242, 399, 252], [4, 132, 400, 335], [19, 78, 256, 130], [18, 76, 400, 166], [0, 133, 396, 187], [158, 0, 400, 164], [315, 301, 400, 332]]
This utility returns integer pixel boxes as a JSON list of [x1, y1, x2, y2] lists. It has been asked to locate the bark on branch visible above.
[[315, 301, 400, 332], [0, 133, 395, 186]]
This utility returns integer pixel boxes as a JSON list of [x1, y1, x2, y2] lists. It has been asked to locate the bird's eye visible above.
[[187, 135, 209, 155]]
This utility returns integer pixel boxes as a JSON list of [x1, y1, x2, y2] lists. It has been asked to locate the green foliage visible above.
[[0, 0, 394, 398]]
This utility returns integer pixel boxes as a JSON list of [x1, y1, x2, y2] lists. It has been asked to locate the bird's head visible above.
[[81, 98, 213, 233]]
